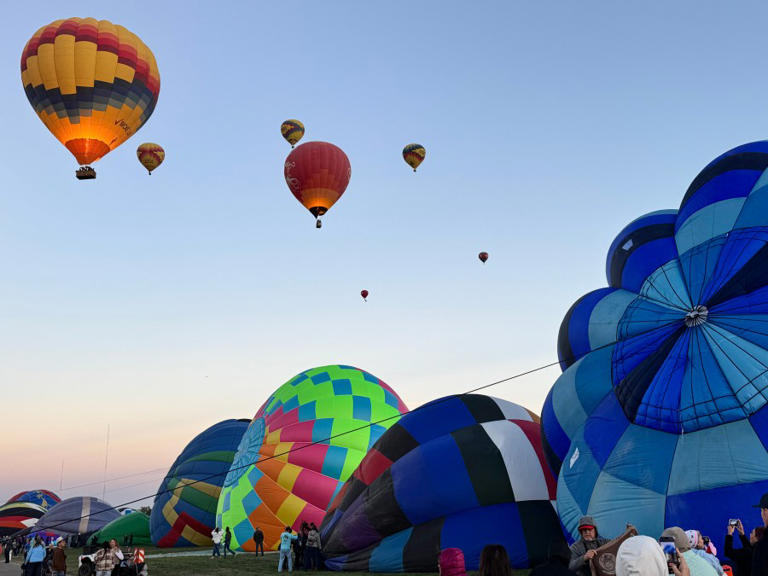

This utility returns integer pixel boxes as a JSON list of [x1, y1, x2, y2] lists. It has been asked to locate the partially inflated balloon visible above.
[[216, 365, 408, 551], [479, 251, 488, 263], [21, 18, 160, 177], [402, 144, 426, 172], [321, 395, 562, 571], [542, 141, 768, 553], [281, 120, 305, 148], [137, 143, 164, 174], [284, 142, 351, 228], [150, 419, 248, 547]]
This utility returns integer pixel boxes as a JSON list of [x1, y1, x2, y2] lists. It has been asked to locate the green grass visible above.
[[7, 546, 530, 576]]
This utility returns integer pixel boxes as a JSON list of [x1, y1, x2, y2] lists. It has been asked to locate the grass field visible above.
[[7, 546, 531, 576]]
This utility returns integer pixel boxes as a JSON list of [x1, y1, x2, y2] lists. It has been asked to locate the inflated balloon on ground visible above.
[[150, 419, 248, 547], [216, 365, 408, 551], [542, 141, 768, 553], [321, 394, 562, 571]]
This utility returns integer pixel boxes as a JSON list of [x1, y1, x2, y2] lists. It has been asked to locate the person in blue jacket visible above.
[[24, 536, 46, 576], [278, 527, 299, 572]]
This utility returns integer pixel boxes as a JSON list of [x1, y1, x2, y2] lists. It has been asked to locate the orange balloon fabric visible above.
[[284, 142, 351, 218], [21, 18, 160, 166]]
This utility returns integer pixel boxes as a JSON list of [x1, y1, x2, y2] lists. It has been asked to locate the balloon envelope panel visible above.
[[6, 490, 60, 510], [542, 140, 768, 553], [217, 365, 408, 551], [320, 395, 562, 571], [35, 497, 119, 535], [150, 419, 248, 547], [90, 512, 151, 545], [0, 501, 47, 536]]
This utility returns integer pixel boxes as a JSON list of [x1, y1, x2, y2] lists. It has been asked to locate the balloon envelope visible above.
[[284, 142, 351, 220], [6, 490, 60, 510], [216, 365, 408, 551], [89, 512, 151, 545], [35, 497, 119, 536], [361, 290, 369, 300], [402, 144, 425, 171], [320, 394, 562, 571], [281, 119, 305, 147], [150, 419, 248, 547], [0, 502, 47, 537], [478, 252, 488, 263], [542, 140, 768, 553], [21, 18, 160, 166], [137, 143, 164, 174]]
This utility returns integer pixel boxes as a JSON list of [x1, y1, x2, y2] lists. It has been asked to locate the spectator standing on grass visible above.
[[51, 538, 66, 576], [752, 493, 768, 576], [253, 527, 265, 557], [278, 527, 298, 573], [305, 523, 322, 570], [211, 527, 222, 558], [295, 523, 307, 569], [478, 545, 511, 576], [223, 526, 236, 557], [726, 519, 761, 576], [24, 536, 46, 576], [93, 539, 124, 576], [3, 537, 10, 563], [438, 548, 466, 576], [569, 516, 610, 576]]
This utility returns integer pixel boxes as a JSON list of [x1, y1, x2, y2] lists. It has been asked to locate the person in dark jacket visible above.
[[51, 538, 66, 576], [752, 494, 768, 576], [531, 540, 579, 576], [253, 527, 265, 557], [727, 520, 764, 576], [223, 527, 236, 557], [569, 516, 611, 576]]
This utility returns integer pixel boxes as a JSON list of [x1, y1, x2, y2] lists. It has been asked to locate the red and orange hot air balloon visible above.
[[284, 141, 351, 228], [137, 143, 164, 174], [21, 18, 161, 180], [361, 290, 369, 302], [479, 251, 489, 263]]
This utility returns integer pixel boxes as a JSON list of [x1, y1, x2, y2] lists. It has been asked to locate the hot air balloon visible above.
[[541, 141, 768, 554], [216, 365, 408, 551], [402, 144, 426, 172], [281, 120, 305, 148], [320, 395, 563, 571], [284, 142, 351, 228], [479, 251, 489, 263], [21, 18, 161, 179], [137, 143, 164, 174], [150, 419, 248, 547], [361, 290, 369, 302]]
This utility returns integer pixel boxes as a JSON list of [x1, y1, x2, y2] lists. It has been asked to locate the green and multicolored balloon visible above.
[[216, 365, 408, 551]]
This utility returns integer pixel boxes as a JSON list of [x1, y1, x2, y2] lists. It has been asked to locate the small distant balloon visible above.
[[402, 144, 426, 172], [137, 143, 165, 175], [281, 120, 305, 148], [479, 252, 489, 263], [361, 290, 369, 302]]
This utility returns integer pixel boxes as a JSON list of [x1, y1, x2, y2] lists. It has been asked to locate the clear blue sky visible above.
[[2, 1, 768, 504]]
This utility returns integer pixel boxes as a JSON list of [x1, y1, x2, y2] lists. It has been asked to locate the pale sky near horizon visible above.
[[2, 1, 768, 506]]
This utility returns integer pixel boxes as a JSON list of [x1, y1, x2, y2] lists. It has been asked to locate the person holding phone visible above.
[[725, 519, 759, 576], [660, 527, 717, 576]]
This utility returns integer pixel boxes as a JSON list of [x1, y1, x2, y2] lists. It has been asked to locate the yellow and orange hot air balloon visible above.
[[137, 142, 164, 174], [281, 119, 305, 148], [21, 18, 161, 179]]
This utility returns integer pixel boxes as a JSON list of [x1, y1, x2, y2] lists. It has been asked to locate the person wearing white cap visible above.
[[51, 537, 66, 576]]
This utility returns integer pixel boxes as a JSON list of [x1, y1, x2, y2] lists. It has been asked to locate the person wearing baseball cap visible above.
[[752, 493, 768, 576], [569, 516, 611, 576]]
